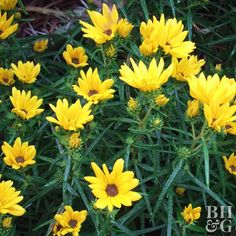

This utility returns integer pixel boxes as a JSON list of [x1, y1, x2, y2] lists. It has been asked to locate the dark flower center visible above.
[[88, 90, 98, 96], [0, 29, 3, 34], [106, 184, 118, 196], [68, 219, 77, 228], [15, 156, 25, 163], [104, 29, 112, 36], [72, 58, 80, 64], [230, 165, 236, 172], [21, 109, 28, 114], [2, 78, 9, 83], [225, 125, 232, 130]]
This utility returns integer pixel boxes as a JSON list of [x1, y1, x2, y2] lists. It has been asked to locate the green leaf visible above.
[[187, 171, 227, 207], [153, 159, 183, 219]]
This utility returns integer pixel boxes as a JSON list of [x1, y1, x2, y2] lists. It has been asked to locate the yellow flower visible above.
[[117, 18, 133, 38], [0, 0, 17, 10], [139, 14, 195, 58], [33, 39, 48, 53], [155, 94, 169, 106], [105, 44, 116, 58], [181, 203, 201, 224], [0, 11, 18, 39], [10, 87, 44, 120], [188, 73, 236, 105], [223, 153, 236, 175], [69, 133, 81, 149], [11, 61, 41, 84], [172, 56, 205, 82], [139, 38, 158, 56], [127, 97, 138, 111], [0, 67, 15, 86], [0, 180, 26, 216], [73, 68, 115, 104], [215, 63, 222, 72], [119, 58, 173, 92], [186, 99, 200, 118], [63, 44, 88, 68], [80, 3, 119, 44], [84, 158, 142, 212], [224, 122, 236, 135], [53, 222, 63, 236], [204, 102, 236, 132], [2, 137, 36, 169], [2, 217, 12, 228], [46, 99, 94, 131], [140, 17, 156, 39], [54, 205, 87, 236], [175, 187, 185, 196]]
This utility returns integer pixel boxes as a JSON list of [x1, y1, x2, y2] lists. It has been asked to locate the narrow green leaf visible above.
[[187, 9, 192, 40], [168, 0, 176, 17], [140, 0, 149, 21], [187, 171, 227, 207], [201, 137, 209, 188], [167, 190, 173, 236], [153, 160, 183, 218]]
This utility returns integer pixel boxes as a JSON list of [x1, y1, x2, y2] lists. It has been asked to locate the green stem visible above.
[[100, 45, 107, 66], [190, 122, 207, 151], [139, 106, 152, 129]]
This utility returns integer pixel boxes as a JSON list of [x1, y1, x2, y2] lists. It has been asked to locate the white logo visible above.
[[206, 206, 233, 233]]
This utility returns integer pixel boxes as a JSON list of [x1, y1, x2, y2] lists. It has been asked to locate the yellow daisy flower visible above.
[[2, 137, 36, 169], [0, 0, 17, 10], [0, 12, 18, 39], [175, 187, 185, 196], [54, 205, 87, 236], [204, 102, 236, 132], [181, 203, 201, 224], [172, 56, 205, 82], [139, 14, 195, 58], [80, 3, 119, 44], [225, 122, 236, 135], [46, 99, 94, 131], [0, 67, 15, 86], [223, 153, 236, 175], [186, 99, 200, 118], [127, 97, 138, 111], [69, 133, 81, 149], [33, 39, 48, 53], [0, 180, 25, 216], [10, 87, 44, 120], [72, 68, 115, 104], [11, 61, 41, 84], [105, 44, 116, 58], [84, 158, 142, 212], [155, 94, 169, 106], [117, 18, 133, 38], [63, 44, 88, 68], [119, 58, 173, 92], [139, 38, 159, 56], [2, 217, 12, 228], [188, 73, 236, 105]]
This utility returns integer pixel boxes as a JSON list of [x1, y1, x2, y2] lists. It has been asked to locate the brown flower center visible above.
[[72, 57, 80, 64], [2, 78, 9, 83], [230, 165, 236, 172], [106, 184, 118, 196], [21, 109, 28, 114], [225, 125, 232, 130], [68, 219, 77, 228], [15, 156, 25, 163], [104, 29, 112, 36], [88, 90, 98, 96]]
